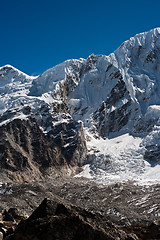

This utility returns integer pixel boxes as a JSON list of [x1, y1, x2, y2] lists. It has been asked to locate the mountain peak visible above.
[[116, 27, 160, 53], [1, 28, 160, 184], [0, 64, 37, 80], [0, 64, 23, 72]]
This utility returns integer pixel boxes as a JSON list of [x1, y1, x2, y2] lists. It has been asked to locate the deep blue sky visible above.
[[0, 0, 160, 75]]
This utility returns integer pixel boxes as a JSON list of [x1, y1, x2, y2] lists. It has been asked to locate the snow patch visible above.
[[75, 164, 93, 179]]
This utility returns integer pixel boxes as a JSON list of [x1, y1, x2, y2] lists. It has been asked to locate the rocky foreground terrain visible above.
[[0, 177, 159, 239]]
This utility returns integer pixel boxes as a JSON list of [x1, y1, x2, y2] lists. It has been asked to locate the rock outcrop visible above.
[[6, 198, 137, 240], [93, 78, 132, 137], [0, 118, 87, 182]]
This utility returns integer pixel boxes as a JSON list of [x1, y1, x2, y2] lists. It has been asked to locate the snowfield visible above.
[[75, 130, 160, 184]]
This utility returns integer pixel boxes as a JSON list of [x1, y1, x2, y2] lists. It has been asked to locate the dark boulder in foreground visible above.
[[5, 198, 137, 240]]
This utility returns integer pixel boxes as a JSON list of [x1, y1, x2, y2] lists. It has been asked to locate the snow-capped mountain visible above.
[[1, 28, 160, 183]]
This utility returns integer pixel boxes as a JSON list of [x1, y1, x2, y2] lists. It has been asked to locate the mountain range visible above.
[[1, 28, 160, 183]]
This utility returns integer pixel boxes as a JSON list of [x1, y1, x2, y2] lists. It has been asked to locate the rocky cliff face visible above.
[[0, 118, 87, 182], [93, 78, 132, 137]]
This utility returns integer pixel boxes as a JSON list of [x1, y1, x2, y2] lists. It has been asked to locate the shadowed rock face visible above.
[[144, 145, 160, 163], [49, 119, 87, 167], [0, 118, 87, 181], [93, 79, 132, 137], [8, 198, 136, 240]]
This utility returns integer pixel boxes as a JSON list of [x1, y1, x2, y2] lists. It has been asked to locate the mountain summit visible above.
[[1, 28, 160, 183]]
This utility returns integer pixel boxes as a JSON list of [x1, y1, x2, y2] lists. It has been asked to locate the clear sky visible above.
[[0, 0, 160, 75]]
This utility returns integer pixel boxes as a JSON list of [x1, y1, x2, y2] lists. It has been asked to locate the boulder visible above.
[[7, 198, 136, 240]]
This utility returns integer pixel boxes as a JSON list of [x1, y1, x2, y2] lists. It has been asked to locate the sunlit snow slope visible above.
[[1, 28, 160, 183]]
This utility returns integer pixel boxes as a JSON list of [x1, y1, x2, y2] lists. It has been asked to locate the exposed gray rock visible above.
[[7, 198, 135, 240], [93, 79, 132, 136], [144, 145, 160, 163], [49, 119, 87, 167], [0, 118, 87, 182]]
